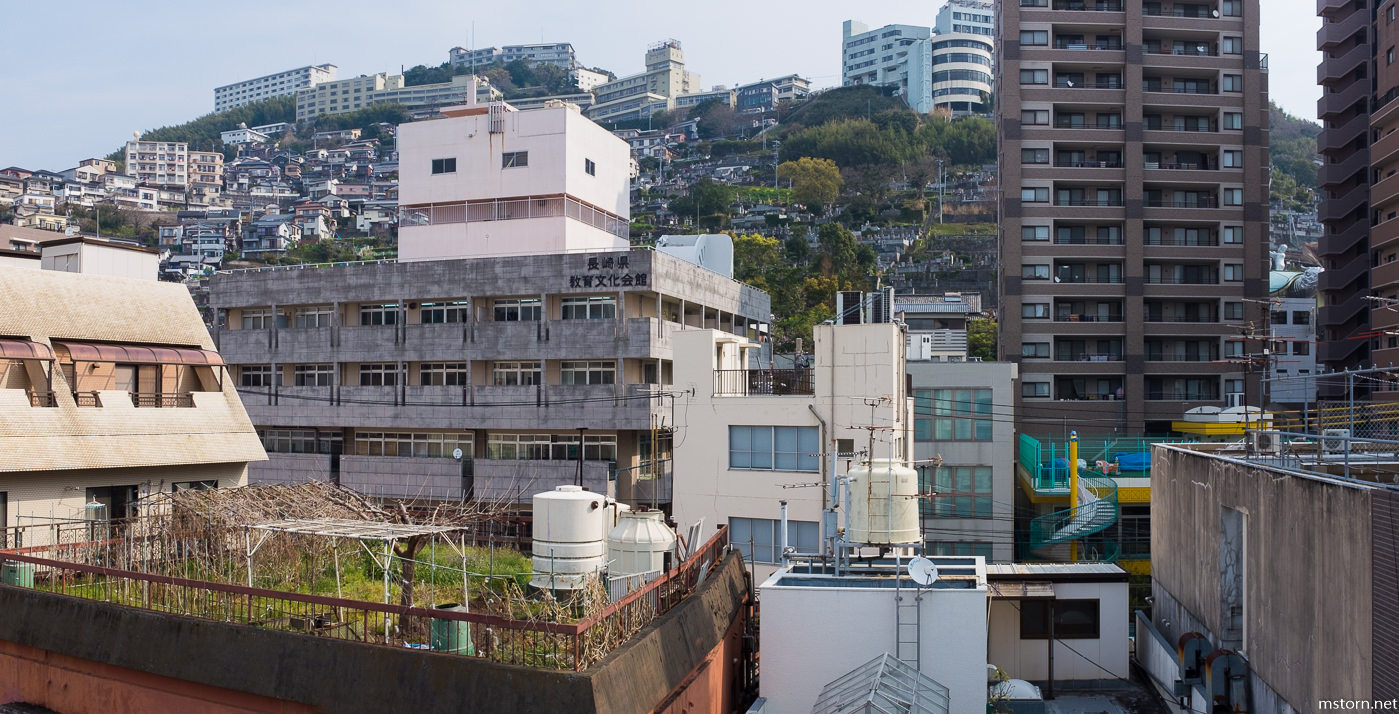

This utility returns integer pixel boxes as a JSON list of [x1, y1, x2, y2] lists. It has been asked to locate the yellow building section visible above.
[[1171, 421, 1251, 437], [1117, 487, 1150, 504], [1120, 559, 1151, 576]]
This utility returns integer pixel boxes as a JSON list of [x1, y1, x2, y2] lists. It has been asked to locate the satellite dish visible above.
[[908, 557, 939, 587], [1065, 80, 1075, 87], [452, 448, 464, 460], [1211, 9, 1220, 17]]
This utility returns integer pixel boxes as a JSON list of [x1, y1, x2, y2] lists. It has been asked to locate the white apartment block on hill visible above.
[[124, 140, 187, 188], [295, 73, 499, 122], [214, 64, 337, 112], [588, 40, 700, 124]]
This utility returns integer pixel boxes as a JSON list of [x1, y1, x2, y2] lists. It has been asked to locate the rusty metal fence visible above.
[[0, 524, 730, 671]]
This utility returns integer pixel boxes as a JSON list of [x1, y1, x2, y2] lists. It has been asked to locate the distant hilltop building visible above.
[[841, 0, 994, 116], [294, 73, 499, 122], [448, 42, 610, 91], [214, 64, 337, 112], [588, 40, 700, 124]]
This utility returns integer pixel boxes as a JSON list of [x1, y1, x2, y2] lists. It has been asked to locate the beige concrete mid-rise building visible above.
[[0, 265, 264, 539], [214, 64, 337, 112], [995, 0, 1269, 434], [588, 40, 701, 124], [294, 73, 499, 122], [124, 140, 188, 188]]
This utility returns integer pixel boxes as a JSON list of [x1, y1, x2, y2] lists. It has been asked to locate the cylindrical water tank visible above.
[[531, 485, 609, 590], [846, 459, 920, 545], [429, 603, 474, 655], [607, 511, 676, 578]]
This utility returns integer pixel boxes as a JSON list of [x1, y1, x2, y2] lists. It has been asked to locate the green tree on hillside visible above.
[[968, 319, 997, 361], [777, 157, 843, 210]]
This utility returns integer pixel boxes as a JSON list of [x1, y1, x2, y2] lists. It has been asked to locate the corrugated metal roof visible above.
[[894, 302, 977, 314], [986, 563, 1126, 576]]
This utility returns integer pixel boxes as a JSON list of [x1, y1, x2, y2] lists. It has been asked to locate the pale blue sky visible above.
[[0, 0, 1320, 170]]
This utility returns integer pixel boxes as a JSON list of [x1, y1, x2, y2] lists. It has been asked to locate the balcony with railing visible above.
[[713, 368, 814, 396], [73, 391, 102, 407], [1145, 196, 1219, 208], [131, 392, 196, 408], [1143, 3, 1224, 18], [1053, 39, 1124, 51], [27, 390, 56, 407]]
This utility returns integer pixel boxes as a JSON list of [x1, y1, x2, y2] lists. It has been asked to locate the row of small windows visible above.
[[1019, 110, 1244, 129], [1019, 0, 1242, 13], [238, 360, 621, 388], [258, 429, 617, 461], [239, 297, 618, 329]]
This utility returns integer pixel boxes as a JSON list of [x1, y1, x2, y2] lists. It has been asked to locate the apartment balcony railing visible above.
[[1145, 353, 1221, 362], [1054, 42, 1125, 50], [1144, 314, 1220, 323], [1055, 391, 1126, 401], [72, 392, 102, 407], [1146, 198, 1219, 208], [1057, 353, 1125, 362], [1055, 160, 1125, 168], [1054, 235, 1124, 245], [1046, 0, 1126, 9], [1144, 235, 1219, 246], [1149, 123, 1218, 132], [1144, 276, 1221, 285], [1144, 5, 1218, 17], [1145, 162, 1217, 171], [714, 368, 814, 396], [1054, 275, 1126, 284], [131, 393, 196, 408], [1145, 45, 1220, 56], [1146, 390, 1222, 400], [27, 390, 56, 407], [1054, 81, 1125, 89], [1143, 84, 1218, 94], [1054, 199, 1125, 207], [1054, 121, 1124, 129], [1055, 314, 1125, 322]]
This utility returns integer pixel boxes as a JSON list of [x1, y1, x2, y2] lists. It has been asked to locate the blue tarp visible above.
[[1113, 452, 1151, 472]]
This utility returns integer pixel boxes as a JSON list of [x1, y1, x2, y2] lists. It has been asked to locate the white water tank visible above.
[[531, 485, 611, 590], [607, 511, 677, 577], [846, 459, 920, 545]]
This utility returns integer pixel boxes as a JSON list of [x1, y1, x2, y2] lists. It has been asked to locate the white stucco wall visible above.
[[758, 569, 988, 714], [986, 580, 1130, 681]]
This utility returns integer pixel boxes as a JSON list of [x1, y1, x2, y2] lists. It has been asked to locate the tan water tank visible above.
[[846, 459, 920, 545]]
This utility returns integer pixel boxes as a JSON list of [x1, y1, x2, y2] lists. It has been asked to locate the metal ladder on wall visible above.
[[893, 555, 921, 669]]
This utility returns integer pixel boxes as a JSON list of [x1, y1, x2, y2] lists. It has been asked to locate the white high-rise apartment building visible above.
[[214, 64, 337, 112], [841, 18, 992, 116], [124, 140, 188, 188], [935, 0, 994, 37]]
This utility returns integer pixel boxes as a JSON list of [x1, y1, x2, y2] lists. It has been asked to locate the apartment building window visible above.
[[1021, 600, 1100, 639], [240, 365, 277, 387], [561, 296, 616, 320], [494, 298, 542, 321], [1225, 341, 1244, 357], [932, 466, 993, 518], [1023, 265, 1050, 280], [294, 364, 334, 387], [493, 361, 541, 386], [1022, 343, 1050, 358], [356, 432, 472, 458], [1023, 382, 1050, 398], [360, 304, 398, 325], [487, 433, 616, 461], [1020, 69, 1049, 85], [1293, 341, 1311, 356], [1222, 150, 1244, 168], [730, 517, 818, 564], [1022, 303, 1051, 319], [502, 152, 529, 168], [921, 388, 993, 441], [585, 159, 596, 176], [1020, 0, 1048, 6], [420, 301, 470, 323], [1293, 311, 1311, 325], [1223, 188, 1244, 206], [294, 306, 333, 328], [419, 363, 468, 386], [1223, 37, 1243, 55], [729, 426, 819, 471], [1222, 0, 1242, 16], [260, 429, 322, 454], [1022, 148, 1050, 164], [1222, 75, 1243, 93], [1223, 226, 1243, 244], [359, 364, 399, 386], [1224, 302, 1244, 320], [560, 360, 616, 385], [1020, 31, 1048, 46], [1021, 110, 1049, 126], [241, 308, 277, 329], [430, 158, 457, 174], [1390, 48, 1396, 66], [1391, 4, 1397, 22], [1021, 187, 1049, 203], [1224, 265, 1244, 282], [1022, 225, 1050, 241]]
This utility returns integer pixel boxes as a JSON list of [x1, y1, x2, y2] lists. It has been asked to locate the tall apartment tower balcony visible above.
[[1316, 0, 1377, 394], [997, 0, 1269, 433]]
